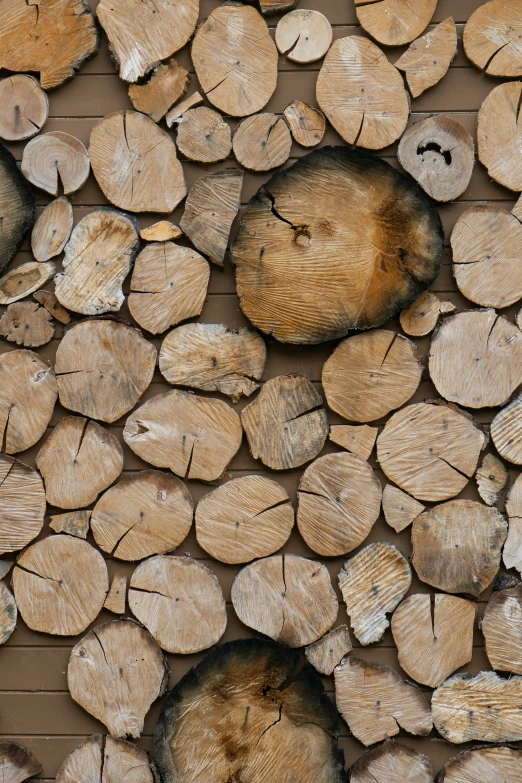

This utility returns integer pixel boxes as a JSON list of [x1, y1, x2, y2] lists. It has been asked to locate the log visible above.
[[475, 453, 508, 505], [316, 38, 409, 149], [91, 470, 193, 561], [397, 115, 474, 202], [153, 638, 345, 783], [21, 131, 89, 196], [36, 415, 124, 509], [128, 242, 209, 334], [437, 745, 522, 783], [297, 452, 382, 556], [165, 92, 204, 127], [283, 101, 326, 147], [231, 554, 338, 647], [0, 75, 49, 141], [464, 0, 522, 77], [128, 59, 190, 122], [482, 577, 522, 675], [0, 0, 98, 90], [260, 0, 297, 14], [0, 261, 55, 306], [175, 108, 232, 164], [55, 735, 153, 783], [412, 499, 507, 596], [159, 323, 266, 401], [391, 593, 475, 687], [505, 474, 522, 575], [31, 197, 73, 262], [241, 375, 328, 470], [382, 484, 424, 533], [0, 743, 41, 783], [49, 510, 91, 539], [233, 113, 292, 171], [103, 574, 127, 615], [492, 392, 522, 464], [304, 626, 352, 676], [354, 0, 437, 46], [195, 475, 293, 564], [377, 401, 486, 502], [192, 4, 278, 117], [96, 0, 198, 83], [0, 455, 46, 555], [395, 18, 458, 98], [68, 619, 169, 738], [140, 222, 182, 242], [54, 208, 139, 315], [478, 82, 522, 192], [0, 302, 54, 347], [0, 581, 16, 646], [55, 319, 157, 422], [334, 656, 432, 746], [0, 142, 35, 277], [129, 555, 227, 653], [432, 671, 522, 743], [275, 10, 332, 64], [429, 309, 522, 408], [232, 147, 443, 343], [322, 330, 422, 423], [338, 542, 411, 645], [12, 535, 109, 635], [180, 169, 243, 267], [400, 290, 455, 337], [329, 425, 377, 461], [33, 290, 70, 324], [350, 742, 433, 783], [123, 389, 242, 482], [89, 111, 186, 213]]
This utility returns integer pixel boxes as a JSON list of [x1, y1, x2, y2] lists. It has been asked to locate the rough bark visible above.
[[0, 302, 54, 347], [49, 510, 91, 539], [350, 741, 433, 783], [482, 578, 522, 675], [233, 114, 292, 171], [140, 222, 182, 242], [478, 81, 522, 192], [0, 143, 35, 277], [0, 261, 55, 305], [0, 742, 41, 783], [176, 108, 232, 163], [103, 574, 127, 615], [0, 75, 49, 141], [31, 197, 73, 262], [55, 735, 153, 783], [437, 745, 522, 783], [382, 484, 424, 533], [400, 290, 455, 337], [33, 290, 70, 324], [22, 132, 89, 196], [475, 453, 508, 505], [329, 425, 377, 461], [354, 0, 437, 46], [0, 581, 17, 646], [395, 18, 458, 98], [464, 0, 522, 76], [492, 392, 522, 464], [283, 101, 326, 147], [505, 474, 522, 575], [128, 59, 190, 122], [304, 626, 352, 676], [275, 10, 332, 63], [165, 92, 204, 127], [0, 455, 46, 555], [260, 0, 297, 14]]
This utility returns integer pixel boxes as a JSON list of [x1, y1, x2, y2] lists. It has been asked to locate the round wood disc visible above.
[[395, 18, 458, 99], [0, 742, 41, 783], [491, 392, 522, 464], [0, 261, 55, 306], [55, 735, 153, 783], [297, 452, 382, 557], [233, 113, 292, 172], [231, 554, 338, 647], [0, 143, 35, 277], [55, 319, 156, 423], [0, 454, 46, 555], [283, 101, 326, 147], [195, 475, 294, 563], [438, 745, 522, 783], [478, 81, 522, 192], [464, 0, 522, 77], [316, 37, 409, 149], [399, 291, 454, 337], [275, 10, 332, 64], [21, 132, 89, 196], [0, 581, 16, 645], [482, 579, 522, 675], [192, 4, 278, 117], [13, 535, 109, 635], [0, 291, 53, 347], [354, 0, 437, 46], [31, 197, 73, 262], [129, 555, 227, 654], [232, 147, 443, 344], [91, 470, 193, 561], [350, 742, 433, 783], [176, 108, 231, 164], [0, 75, 48, 141]]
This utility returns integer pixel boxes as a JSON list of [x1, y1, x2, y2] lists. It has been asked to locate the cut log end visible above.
[[275, 10, 332, 64], [165, 92, 204, 127], [49, 510, 91, 540], [482, 578, 522, 675], [0, 262, 55, 306], [304, 626, 352, 675], [354, 0, 437, 46], [283, 101, 326, 147], [478, 81, 522, 192], [329, 424, 378, 461], [437, 745, 522, 783], [382, 484, 424, 533], [0, 75, 49, 141], [140, 221, 182, 242], [233, 114, 292, 172], [0, 742, 42, 783], [176, 107, 232, 164], [21, 132, 90, 196], [0, 581, 17, 646], [464, 0, 522, 77], [475, 453, 508, 505], [33, 291, 71, 324], [0, 454, 46, 555], [104, 574, 127, 615], [395, 18, 457, 98], [0, 301, 54, 347], [31, 197, 73, 262], [350, 742, 433, 783], [55, 735, 153, 783], [128, 58, 190, 122]]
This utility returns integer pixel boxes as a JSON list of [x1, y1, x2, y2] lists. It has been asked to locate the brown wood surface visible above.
[[0, 0, 521, 778]]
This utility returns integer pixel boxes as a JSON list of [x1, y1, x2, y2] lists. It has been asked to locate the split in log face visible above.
[[91, 470, 193, 561], [55, 319, 157, 423], [0, 302, 54, 347], [129, 555, 227, 654], [0, 581, 17, 645], [0, 742, 42, 783], [482, 578, 522, 675], [316, 39, 409, 149], [128, 59, 190, 122], [478, 82, 522, 192], [400, 291, 455, 337], [153, 638, 345, 783], [382, 485, 424, 533], [96, 0, 198, 83], [437, 745, 522, 783], [195, 475, 293, 564], [0, 75, 49, 141], [233, 114, 292, 172], [104, 574, 126, 615], [241, 375, 328, 470], [36, 415, 124, 509], [395, 18, 458, 98], [176, 108, 232, 164], [354, 0, 437, 46], [304, 626, 352, 676], [492, 392, 522, 465], [322, 330, 422, 423], [192, 4, 278, 117], [464, 0, 522, 77], [55, 735, 153, 783], [475, 453, 508, 505], [0, 0, 98, 90], [49, 510, 91, 539], [140, 222, 182, 243], [338, 542, 411, 645], [0, 261, 55, 306], [297, 452, 382, 557], [275, 10, 332, 64], [329, 425, 378, 461], [350, 741, 433, 783], [398, 116, 474, 203], [231, 554, 338, 647], [0, 455, 46, 555], [165, 92, 204, 126], [432, 671, 522, 743], [504, 474, 522, 575], [123, 390, 243, 482], [68, 619, 169, 738], [31, 197, 73, 262], [232, 147, 443, 343], [283, 101, 326, 147], [334, 656, 432, 747], [377, 402, 486, 502], [391, 593, 475, 687], [22, 132, 89, 196], [159, 323, 266, 402], [0, 143, 35, 277], [411, 499, 507, 597], [89, 111, 186, 213], [128, 242, 210, 334], [13, 535, 109, 635], [33, 291, 70, 324]]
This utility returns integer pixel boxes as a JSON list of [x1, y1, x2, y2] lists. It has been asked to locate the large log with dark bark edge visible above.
[[0, 742, 41, 783], [0, 143, 35, 277]]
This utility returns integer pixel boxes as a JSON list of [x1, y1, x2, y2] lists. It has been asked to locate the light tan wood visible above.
[[0, 582, 16, 646], [36, 415, 124, 509], [316, 37, 409, 149], [412, 499, 507, 596], [195, 475, 293, 564], [33, 290, 70, 324], [49, 510, 91, 540], [140, 222, 182, 242], [124, 389, 242, 482], [0, 0, 98, 90], [180, 169, 243, 267], [492, 392, 522, 464], [329, 425, 377, 461], [354, 0, 437, 46], [91, 470, 193, 561], [400, 290, 453, 337], [89, 111, 186, 213], [382, 484, 424, 533], [232, 147, 443, 343], [128, 242, 209, 334], [55, 319, 156, 422], [31, 197, 73, 262], [159, 323, 266, 401], [0, 75, 48, 141], [176, 108, 232, 164], [432, 671, 522, 743], [475, 453, 508, 505], [165, 92, 204, 127], [241, 375, 328, 470], [128, 59, 189, 121], [12, 535, 108, 636], [54, 208, 139, 315], [0, 455, 45, 555], [103, 575, 127, 615], [505, 474, 522, 576], [55, 735, 153, 783], [334, 656, 432, 746], [233, 113, 292, 171], [338, 542, 411, 645], [275, 10, 332, 64], [478, 81, 522, 193], [482, 578, 522, 675], [0, 144, 35, 277], [96, 0, 198, 83], [0, 561, 13, 580], [438, 745, 522, 783], [304, 626, 352, 675], [0, 261, 55, 305], [68, 619, 168, 738], [21, 132, 89, 196], [231, 554, 338, 647], [283, 101, 325, 147], [350, 742, 433, 783], [297, 452, 382, 557], [129, 555, 227, 653], [464, 0, 522, 77], [0, 302, 54, 347], [395, 18, 457, 98], [0, 742, 41, 783]]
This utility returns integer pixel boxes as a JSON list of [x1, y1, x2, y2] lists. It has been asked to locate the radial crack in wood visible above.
[[0, 454, 46, 555], [140, 222, 182, 243], [0, 261, 55, 306], [128, 59, 190, 122], [233, 113, 292, 173], [276, 10, 332, 64], [304, 626, 352, 676], [395, 18, 457, 98], [482, 577, 522, 675], [104, 574, 127, 615], [505, 474, 522, 575], [354, 0, 437, 46], [176, 108, 232, 164], [31, 197, 73, 262], [0, 742, 41, 783], [464, 0, 522, 77], [478, 81, 522, 192], [22, 132, 89, 196], [283, 101, 326, 147], [0, 143, 35, 277], [350, 741, 433, 783], [0, 302, 54, 347], [33, 291, 70, 324], [165, 92, 204, 127], [475, 453, 508, 505], [437, 745, 522, 783], [400, 291, 453, 337], [382, 484, 424, 533], [0, 75, 49, 141], [55, 734, 153, 783], [0, 581, 16, 646], [329, 425, 378, 461], [49, 510, 91, 539]]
